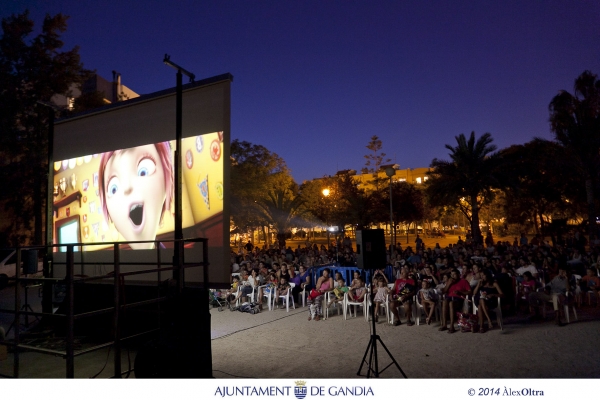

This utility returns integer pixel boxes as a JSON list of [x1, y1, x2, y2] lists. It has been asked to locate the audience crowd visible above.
[[227, 230, 600, 331]]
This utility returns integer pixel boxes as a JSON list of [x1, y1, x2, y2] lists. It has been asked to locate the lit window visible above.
[[67, 97, 75, 110], [399, 178, 406, 182], [424, 176, 428, 182], [416, 177, 422, 184]]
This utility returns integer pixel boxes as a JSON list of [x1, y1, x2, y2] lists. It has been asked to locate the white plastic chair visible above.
[[275, 282, 295, 312], [587, 288, 599, 306], [258, 284, 275, 311], [299, 285, 308, 307], [323, 291, 343, 319], [246, 285, 258, 303], [541, 292, 578, 323], [388, 295, 418, 325], [367, 287, 391, 323], [415, 293, 439, 325], [343, 289, 369, 321], [472, 296, 504, 330], [387, 282, 419, 325], [236, 284, 255, 307]]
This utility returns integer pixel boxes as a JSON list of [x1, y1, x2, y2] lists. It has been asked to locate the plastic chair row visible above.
[[256, 283, 296, 312]]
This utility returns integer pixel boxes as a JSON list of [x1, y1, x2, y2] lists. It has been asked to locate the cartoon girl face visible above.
[[103, 145, 166, 249]]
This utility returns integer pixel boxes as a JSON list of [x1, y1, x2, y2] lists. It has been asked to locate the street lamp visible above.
[[385, 167, 396, 261], [322, 188, 331, 249]]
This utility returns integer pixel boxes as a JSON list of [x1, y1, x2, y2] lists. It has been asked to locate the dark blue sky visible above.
[[4, 1, 600, 182]]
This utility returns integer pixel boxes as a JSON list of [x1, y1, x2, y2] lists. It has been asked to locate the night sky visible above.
[[3, 1, 599, 183]]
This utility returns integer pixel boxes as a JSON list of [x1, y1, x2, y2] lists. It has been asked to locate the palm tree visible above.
[[426, 132, 501, 245], [549, 70, 600, 239], [255, 181, 308, 249]]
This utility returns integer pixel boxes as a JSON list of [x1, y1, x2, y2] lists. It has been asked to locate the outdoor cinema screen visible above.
[[52, 75, 231, 286]]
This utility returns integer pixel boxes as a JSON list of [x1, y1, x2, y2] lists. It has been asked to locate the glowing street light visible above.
[[385, 167, 396, 258], [322, 187, 336, 260]]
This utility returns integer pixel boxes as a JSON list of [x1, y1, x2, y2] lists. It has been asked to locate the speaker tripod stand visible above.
[[357, 287, 407, 378], [6, 282, 41, 335]]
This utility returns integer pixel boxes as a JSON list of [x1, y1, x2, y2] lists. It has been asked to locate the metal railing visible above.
[[0, 237, 209, 378]]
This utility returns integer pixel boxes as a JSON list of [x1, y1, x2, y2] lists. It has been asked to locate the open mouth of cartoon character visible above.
[[129, 203, 144, 228]]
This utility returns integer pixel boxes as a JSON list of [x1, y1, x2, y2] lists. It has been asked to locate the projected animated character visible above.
[[99, 142, 174, 249]]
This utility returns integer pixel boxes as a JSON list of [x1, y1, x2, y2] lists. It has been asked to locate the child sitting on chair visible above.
[[257, 272, 278, 310], [373, 277, 391, 323], [520, 271, 537, 299], [275, 276, 291, 307], [349, 276, 366, 302], [226, 275, 240, 304], [328, 277, 348, 307]]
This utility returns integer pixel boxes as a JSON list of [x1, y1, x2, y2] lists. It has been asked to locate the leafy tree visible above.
[[364, 135, 391, 176], [72, 90, 106, 113], [499, 140, 575, 235], [301, 173, 380, 232], [378, 181, 426, 241], [391, 182, 425, 227], [255, 181, 308, 248], [230, 139, 306, 247], [230, 139, 287, 232], [426, 132, 502, 244], [300, 176, 336, 227], [0, 11, 89, 246], [549, 70, 600, 238]]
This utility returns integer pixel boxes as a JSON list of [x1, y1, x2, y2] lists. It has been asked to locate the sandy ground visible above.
[[1, 289, 599, 378], [210, 301, 600, 379]]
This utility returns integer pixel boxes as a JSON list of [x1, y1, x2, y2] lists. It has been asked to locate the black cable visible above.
[[212, 308, 305, 340], [90, 276, 132, 379], [89, 345, 112, 378], [213, 369, 255, 378]]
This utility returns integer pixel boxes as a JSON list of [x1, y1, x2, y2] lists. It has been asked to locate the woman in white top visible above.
[[465, 264, 481, 288], [231, 269, 259, 304]]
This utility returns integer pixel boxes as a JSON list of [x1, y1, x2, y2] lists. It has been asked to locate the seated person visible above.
[[333, 272, 344, 287], [371, 269, 389, 287], [518, 271, 538, 300], [225, 275, 240, 303], [372, 277, 392, 323], [579, 267, 600, 305], [439, 268, 472, 333], [389, 268, 416, 326], [348, 273, 366, 302], [230, 270, 258, 304], [307, 268, 334, 321], [418, 279, 438, 325], [419, 265, 439, 287], [257, 272, 278, 310], [274, 276, 291, 307], [278, 263, 291, 281], [464, 264, 481, 288], [289, 265, 304, 299], [328, 277, 348, 308], [473, 269, 503, 332], [528, 266, 571, 326], [515, 258, 539, 280]]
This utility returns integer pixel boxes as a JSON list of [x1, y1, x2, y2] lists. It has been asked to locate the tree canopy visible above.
[[0, 11, 89, 246], [426, 132, 502, 244], [549, 70, 600, 238]]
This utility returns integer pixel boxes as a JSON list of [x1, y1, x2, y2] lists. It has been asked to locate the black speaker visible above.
[[355, 229, 387, 270], [22, 249, 38, 275]]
